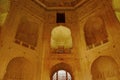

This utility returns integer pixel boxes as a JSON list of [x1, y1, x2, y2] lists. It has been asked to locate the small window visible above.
[[56, 13, 65, 23]]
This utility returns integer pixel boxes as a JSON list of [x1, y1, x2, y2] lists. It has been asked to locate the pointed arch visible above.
[[50, 63, 73, 80], [3, 57, 34, 80], [51, 25, 72, 49], [15, 16, 39, 49], [91, 56, 120, 80], [84, 16, 108, 49]]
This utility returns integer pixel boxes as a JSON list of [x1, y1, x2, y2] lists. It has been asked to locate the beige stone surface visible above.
[[0, 0, 120, 80]]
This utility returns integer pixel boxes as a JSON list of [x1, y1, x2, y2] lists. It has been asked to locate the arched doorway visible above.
[[3, 57, 34, 80], [51, 63, 73, 80], [52, 70, 72, 80], [91, 56, 120, 80]]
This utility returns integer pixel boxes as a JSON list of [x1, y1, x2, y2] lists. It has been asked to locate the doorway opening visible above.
[[51, 63, 73, 80], [52, 70, 72, 80]]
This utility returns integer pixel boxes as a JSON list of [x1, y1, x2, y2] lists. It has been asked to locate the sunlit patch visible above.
[[0, 12, 8, 25], [53, 70, 72, 80], [112, 0, 120, 22], [0, 0, 10, 26], [115, 12, 120, 22], [51, 25, 72, 49]]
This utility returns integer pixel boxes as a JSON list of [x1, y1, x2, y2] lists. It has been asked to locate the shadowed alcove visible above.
[[84, 16, 108, 49], [91, 56, 120, 80], [3, 57, 34, 80], [15, 17, 39, 49]]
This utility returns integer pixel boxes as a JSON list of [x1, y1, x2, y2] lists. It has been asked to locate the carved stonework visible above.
[[91, 56, 120, 80], [38, 0, 80, 7], [3, 57, 33, 80], [34, 0, 88, 10], [51, 25, 72, 53], [84, 16, 108, 49]]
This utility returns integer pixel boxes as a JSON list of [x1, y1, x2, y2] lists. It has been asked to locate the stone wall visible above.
[[0, 0, 120, 80], [0, 0, 45, 80]]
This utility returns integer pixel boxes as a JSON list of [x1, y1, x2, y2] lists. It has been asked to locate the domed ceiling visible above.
[[34, 0, 88, 9], [0, 0, 120, 25]]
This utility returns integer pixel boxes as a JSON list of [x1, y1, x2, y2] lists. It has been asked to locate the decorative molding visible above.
[[33, 0, 88, 10]]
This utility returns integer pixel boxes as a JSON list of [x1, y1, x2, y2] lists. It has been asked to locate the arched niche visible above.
[[51, 25, 72, 53], [112, 0, 120, 22], [3, 57, 34, 80], [84, 16, 108, 49], [15, 17, 39, 49], [91, 56, 120, 80], [50, 63, 73, 80]]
